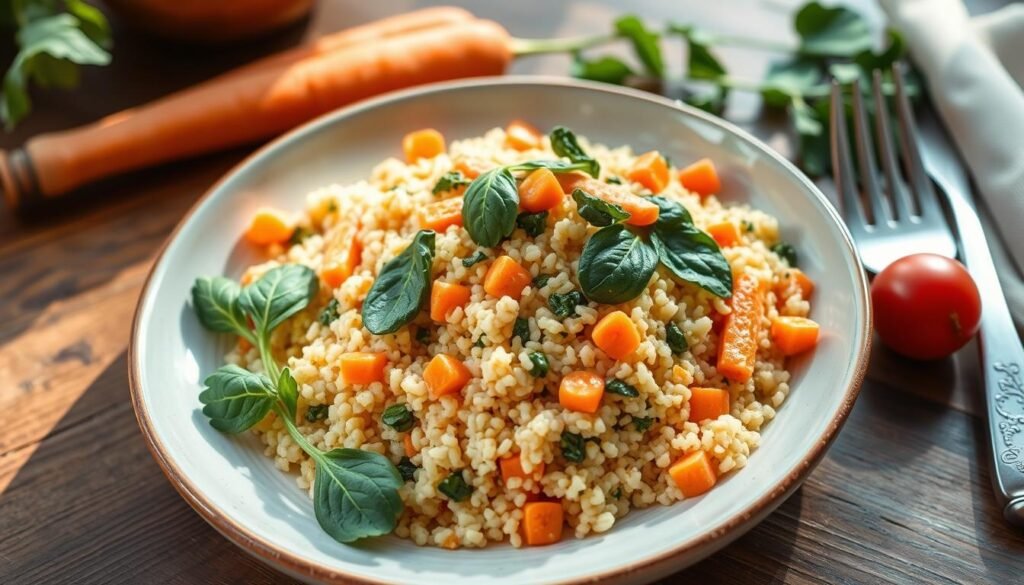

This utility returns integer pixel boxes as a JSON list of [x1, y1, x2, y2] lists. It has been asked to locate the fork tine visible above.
[[830, 81, 868, 229], [871, 69, 916, 221], [850, 79, 891, 225], [891, 63, 942, 219]]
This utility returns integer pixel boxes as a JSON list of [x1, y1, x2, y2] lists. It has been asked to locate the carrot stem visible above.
[[511, 34, 615, 56]]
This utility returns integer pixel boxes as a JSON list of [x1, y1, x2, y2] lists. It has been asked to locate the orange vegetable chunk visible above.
[[706, 221, 740, 247], [518, 168, 565, 213], [499, 453, 545, 485], [483, 256, 532, 300], [340, 352, 388, 385], [627, 150, 670, 193], [403, 433, 417, 457], [424, 354, 472, 399], [557, 173, 659, 226], [669, 451, 718, 498], [402, 128, 445, 162], [505, 119, 542, 151], [717, 273, 765, 383], [688, 387, 731, 423], [558, 371, 605, 414], [453, 155, 492, 179], [678, 158, 721, 197], [245, 207, 294, 245], [419, 197, 464, 232], [771, 316, 820, 356], [776, 268, 815, 301], [591, 311, 641, 360], [321, 228, 362, 287], [522, 501, 564, 546], [430, 281, 472, 322]]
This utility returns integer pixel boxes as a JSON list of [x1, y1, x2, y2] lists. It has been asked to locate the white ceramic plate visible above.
[[130, 77, 870, 585]]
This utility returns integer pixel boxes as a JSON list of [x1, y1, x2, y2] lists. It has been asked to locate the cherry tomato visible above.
[[870, 253, 981, 360]]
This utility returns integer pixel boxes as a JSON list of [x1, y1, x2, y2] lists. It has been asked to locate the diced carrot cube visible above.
[[340, 352, 388, 385], [403, 128, 445, 162], [419, 197, 464, 233], [245, 207, 294, 245], [776, 268, 815, 302], [591, 311, 641, 360], [669, 451, 717, 498], [505, 119, 542, 151], [483, 256, 532, 300], [557, 173, 660, 226], [423, 354, 472, 399], [771, 316, 820, 356], [558, 371, 605, 414], [499, 453, 545, 485], [522, 501, 564, 546], [403, 434, 417, 457], [430, 281, 472, 322], [627, 151, 670, 193], [706, 221, 740, 247], [678, 158, 721, 197], [453, 156, 493, 179], [717, 274, 765, 383], [688, 387, 731, 423], [518, 168, 565, 213], [321, 229, 362, 288]]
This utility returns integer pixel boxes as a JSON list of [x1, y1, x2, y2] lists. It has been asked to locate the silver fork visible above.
[[832, 66, 1024, 527], [829, 73, 957, 274]]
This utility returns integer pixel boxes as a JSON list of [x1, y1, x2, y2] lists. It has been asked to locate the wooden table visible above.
[[2, 1, 1021, 583]]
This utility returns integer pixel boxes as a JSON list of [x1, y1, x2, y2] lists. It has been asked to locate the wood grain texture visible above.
[[1, 0, 1022, 584]]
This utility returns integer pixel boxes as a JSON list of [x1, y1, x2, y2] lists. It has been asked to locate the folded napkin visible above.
[[879, 0, 1024, 327]]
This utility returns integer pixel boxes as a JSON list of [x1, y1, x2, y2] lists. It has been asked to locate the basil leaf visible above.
[[761, 59, 823, 108], [772, 242, 799, 266], [560, 432, 586, 463], [571, 53, 634, 85], [312, 448, 404, 543], [549, 290, 587, 318], [794, 97, 831, 177], [509, 160, 594, 173], [795, 2, 872, 58], [432, 171, 471, 195], [318, 298, 339, 326], [527, 352, 550, 377], [666, 322, 688, 355], [516, 211, 548, 237], [649, 198, 733, 298], [578, 224, 658, 304], [854, 29, 905, 71], [198, 365, 275, 434], [191, 276, 251, 337], [240, 264, 319, 337], [614, 15, 664, 77], [397, 456, 418, 482], [549, 127, 600, 177], [606, 379, 639, 398], [278, 367, 299, 422], [461, 250, 488, 267], [462, 168, 519, 247], [649, 196, 694, 227], [306, 404, 329, 422], [381, 404, 415, 432], [572, 188, 631, 227], [438, 470, 472, 502], [513, 317, 531, 343], [362, 230, 435, 334]]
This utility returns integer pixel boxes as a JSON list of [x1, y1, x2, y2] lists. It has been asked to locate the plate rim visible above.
[[129, 75, 871, 584]]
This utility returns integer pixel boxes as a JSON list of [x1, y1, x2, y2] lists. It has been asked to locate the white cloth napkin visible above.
[[879, 0, 1024, 325]]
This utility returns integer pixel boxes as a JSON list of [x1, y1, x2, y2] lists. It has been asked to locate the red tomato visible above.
[[870, 254, 981, 360]]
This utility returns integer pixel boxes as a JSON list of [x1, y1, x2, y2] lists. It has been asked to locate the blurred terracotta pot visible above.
[[105, 0, 315, 43]]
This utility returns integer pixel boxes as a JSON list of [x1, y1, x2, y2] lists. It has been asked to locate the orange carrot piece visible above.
[[245, 207, 294, 245], [717, 274, 765, 383], [424, 354, 472, 399], [669, 451, 717, 498], [430, 281, 472, 322], [518, 168, 565, 213], [522, 501, 564, 546], [505, 119, 542, 151], [558, 371, 605, 414], [557, 173, 659, 226], [340, 352, 388, 385], [771, 316, 820, 356], [237, 336, 252, 353], [688, 387, 731, 423], [321, 228, 362, 288], [706, 221, 740, 247], [483, 256, 532, 300], [403, 128, 446, 162], [591, 311, 641, 360], [776, 268, 815, 302], [499, 453, 545, 485], [452, 155, 493, 179], [678, 158, 721, 197], [403, 433, 417, 457], [419, 197, 464, 232], [627, 151, 670, 193]]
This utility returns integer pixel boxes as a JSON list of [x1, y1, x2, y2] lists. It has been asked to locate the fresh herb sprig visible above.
[[361, 230, 436, 334], [191, 265, 404, 543]]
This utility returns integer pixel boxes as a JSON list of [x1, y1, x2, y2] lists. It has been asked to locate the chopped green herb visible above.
[[516, 211, 549, 237], [318, 298, 340, 326], [397, 456, 418, 482], [462, 250, 488, 267], [513, 317, 531, 343], [605, 176, 623, 185], [305, 404, 329, 422], [327, 200, 338, 213], [527, 352, 550, 377], [474, 335, 487, 348], [433, 171, 471, 195], [438, 470, 472, 502], [771, 242, 798, 267], [742, 220, 755, 233], [288, 226, 313, 247], [666, 322, 688, 355], [612, 487, 623, 499], [560, 432, 586, 463], [606, 379, 640, 397], [381, 404, 415, 432], [414, 326, 431, 345], [532, 274, 552, 288], [633, 415, 654, 432], [549, 290, 587, 318]]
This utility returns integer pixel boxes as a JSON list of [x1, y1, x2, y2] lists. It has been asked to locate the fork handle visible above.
[[934, 171, 1024, 528]]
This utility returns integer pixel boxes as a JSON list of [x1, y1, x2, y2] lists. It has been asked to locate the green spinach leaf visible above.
[[614, 15, 664, 77], [277, 367, 299, 422], [198, 365, 276, 434], [666, 321, 688, 355], [306, 404, 329, 422], [361, 230, 435, 334], [548, 290, 587, 318], [571, 53, 634, 84], [578, 224, 658, 304], [462, 168, 519, 247], [397, 456, 418, 482], [648, 198, 733, 298], [318, 298, 340, 326], [381, 404, 415, 432], [461, 250, 488, 267], [516, 211, 548, 237], [312, 448, 404, 542], [632, 415, 654, 432], [437, 470, 472, 502], [527, 352, 550, 377], [572, 188, 631, 227], [191, 276, 252, 339], [513, 317, 531, 343], [432, 171, 471, 195], [239, 265, 319, 337], [548, 126, 600, 177], [772, 242, 798, 266], [560, 432, 586, 463], [794, 2, 872, 58], [606, 379, 639, 398]]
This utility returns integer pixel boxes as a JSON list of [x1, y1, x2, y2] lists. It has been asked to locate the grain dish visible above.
[[188, 121, 819, 550]]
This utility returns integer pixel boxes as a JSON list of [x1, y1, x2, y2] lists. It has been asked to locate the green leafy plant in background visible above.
[[1, 0, 111, 129]]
